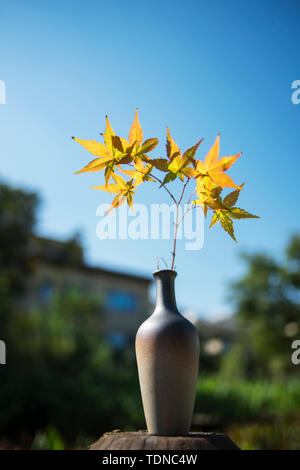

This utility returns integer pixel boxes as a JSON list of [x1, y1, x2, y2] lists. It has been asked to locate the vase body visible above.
[[135, 269, 200, 435]]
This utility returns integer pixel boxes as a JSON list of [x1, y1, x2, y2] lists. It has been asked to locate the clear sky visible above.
[[1, 0, 299, 320]]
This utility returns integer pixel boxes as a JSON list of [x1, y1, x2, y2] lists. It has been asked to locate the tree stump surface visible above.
[[89, 430, 240, 450]]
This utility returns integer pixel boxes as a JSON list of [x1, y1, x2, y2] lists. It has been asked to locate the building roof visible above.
[[79, 264, 152, 284], [29, 235, 152, 285]]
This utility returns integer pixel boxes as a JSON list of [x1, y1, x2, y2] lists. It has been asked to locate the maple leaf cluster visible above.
[[73, 110, 259, 242]]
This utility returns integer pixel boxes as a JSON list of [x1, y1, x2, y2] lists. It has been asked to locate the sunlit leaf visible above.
[[195, 160, 206, 174], [181, 167, 198, 178], [194, 135, 243, 190], [129, 109, 143, 147], [111, 135, 128, 153], [119, 161, 154, 185], [117, 155, 133, 165], [91, 184, 121, 193], [106, 195, 126, 214], [223, 184, 244, 207], [75, 158, 110, 174], [111, 173, 128, 189], [118, 169, 138, 178], [124, 141, 137, 158], [151, 158, 169, 172], [105, 164, 115, 185], [230, 208, 259, 219], [166, 128, 181, 161], [204, 134, 220, 168], [168, 154, 190, 174], [209, 213, 220, 228], [127, 192, 134, 211], [182, 139, 203, 164], [210, 186, 223, 198], [72, 137, 110, 158], [219, 212, 237, 242], [209, 171, 241, 189], [103, 116, 115, 153], [162, 172, 177, 185], [137, 138, 159, 155], [209, 153, 242, 173]]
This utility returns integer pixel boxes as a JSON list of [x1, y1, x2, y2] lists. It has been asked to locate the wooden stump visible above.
[[89, 430, 240, 450]]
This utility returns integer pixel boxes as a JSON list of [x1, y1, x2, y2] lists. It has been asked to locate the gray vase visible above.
[[135, 269, 200, 435]]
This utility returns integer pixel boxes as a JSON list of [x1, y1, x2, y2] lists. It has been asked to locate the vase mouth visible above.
[[153, 269, 177, 279]]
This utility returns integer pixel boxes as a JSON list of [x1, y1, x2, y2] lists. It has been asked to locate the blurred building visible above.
[[184, 311, 240, 357], [196, 317, 240, 356], [19, 236, 240, 351], [20, 236, 152, 348]]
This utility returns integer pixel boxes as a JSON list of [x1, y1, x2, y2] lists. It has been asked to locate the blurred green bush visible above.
[[1, 181, 300, 450], [0, 290, 144, 446], [227, 419, 300, 450], [195, 376, 300, 449], [195, 376, 300, 423]]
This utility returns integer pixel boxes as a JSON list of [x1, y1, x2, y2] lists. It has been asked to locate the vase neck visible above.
[[153, 270, 179, 313]]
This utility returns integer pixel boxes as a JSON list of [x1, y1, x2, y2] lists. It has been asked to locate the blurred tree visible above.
[[0, 181, 85, 297], [223, 234, 300, 378], [286, 234, 300, 289], [0, 290, 143, 444], [33, 232, 84, 268], [0, 182, 39, 295], [0, 181, 143, 446]]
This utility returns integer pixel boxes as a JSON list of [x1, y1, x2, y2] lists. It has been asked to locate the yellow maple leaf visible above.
[[103, 115, 115, 153], [72, 138, 111, 158], [193, 135, 242, 189], [204, 133, 220, 168], [128, 109, 143, 148], [166, 128, 181, 161], [74, 119, 127, 183], [119, 160, 154, 185], [137, 138, 159, 156], [75, 156, 111, 174], [92, 174, 137, 214]]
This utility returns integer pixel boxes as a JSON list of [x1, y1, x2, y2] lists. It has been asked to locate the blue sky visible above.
[[0, 0, 299, 319]]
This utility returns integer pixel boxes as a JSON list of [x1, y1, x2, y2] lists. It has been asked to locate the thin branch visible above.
[[126, 163, 177, 205], [170, 177, 190, 270], [171, 203, 180, 271], [178, 177, 190, 205], [119, 163, 194, 271], [177, 204, 198, 226], [187, 188, 196, 205]]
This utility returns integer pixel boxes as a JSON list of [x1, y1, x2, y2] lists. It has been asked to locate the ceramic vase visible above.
[[135, 269, 200, 435]]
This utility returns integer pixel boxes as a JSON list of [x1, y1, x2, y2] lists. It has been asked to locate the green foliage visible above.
[[0, 182, 39, 293], [0, 290, 144, 444], [195, 376, 300, 424], [224, 234, 300, 377], [219, 343, 249, 380], [31, 427, 65, 450], [0, 181, 144, 446], [228, 418, 300, 450], [34, 232, 84, 267]]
